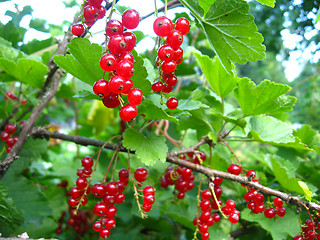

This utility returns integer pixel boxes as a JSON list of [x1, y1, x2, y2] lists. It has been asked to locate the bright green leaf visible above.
[[122, 127, 168, 166], [199, 0, 217, 16], [234, 78, 296, 116], [53, 38, 104, 85], [298, 181, 313, 201], [131, 50, 152, 94], [192, 49, 237, 97], [256, 0, 275, 7], [0, 58, 48, 88], [294, 124, 320, 151], [241, 208, 300, 240], [178, 98, 209, 111], [181, 0, 266, 74]]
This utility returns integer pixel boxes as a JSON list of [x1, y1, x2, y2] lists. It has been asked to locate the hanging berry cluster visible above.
[[152, 16, 190, 110], [4, 91, 27, 105], [294, 213, 320, 240], [160, 152, 206, 199], [0, 123, 24, 153], [71, 0, 106, 36], [92, 8, 143, 122]]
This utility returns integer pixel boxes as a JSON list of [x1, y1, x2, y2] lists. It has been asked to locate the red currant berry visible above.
[[97, 5, 106, 19], [92, 221, 103, 232], [102, 93, 120, 108], [108, 75, 125, 94], [122, 9, 140, 29], [105, 20, 124, 37], [244, 192, 255, 202], [173, 47, 183, 62], [134, 167, 148, 182], [166, 30, 183, 50], [264, 208, 276, 218], [116, 60, 134, 79], [199, 224, 208, 234], [106, 181, 119, 196], [100, 53, 118, 72], [118, 51, 134, 63], [162, 84, 173, 93], [92, 183, 106, 198], [229, 213, 240, 224], [70, 186, 84, 199], [175, 17, 190, 35], [119, 104, 137, 121], [119, 168, 129, 182], [71, 23, 85, 36], [201, 189, 212, 200], [276, 206, 286, 217], [5, 123, 16, 135], [94, 202, 107, 216], [273, 197, 283, 208], [81, 156, 93, 169], [143, 203, 152, 212], [293, 236, 303, 240], [166, 75, 177, 86], [6, 137, 17, 148], [5, 91, 17, 100], [93, 79, 110, 97], [128, 88, 143, 105], [143, 185, 155, 196], [253, 193, 264, 204], [227, 164, 241, 175], [226, 200, 236, 209], [1, 131, 10, 142], [123, 32, 136, 52], [68, 197, 79, 207], [200, 199, 211, 211], [143, 194, 155, 205], [201, 232, 210, 240], [122, 79, 134, 94], [158, 45, 174, 62], [161, 60, 176, 74], [108, 35, 127, 55], [152, 81, 163, 92], [212, 213, 221, 223], [166, 97, 178, 109], [153, 16, 173, 37], [104, 218, 116, 229], [76, 177, 88, 189], [99, 228, 111, 239], [105, 205, 117, 218], [246, 169, 256, 179], [83, 5, 98, 21], [88, 0, 103, 7], [115, 192, 126, 204]]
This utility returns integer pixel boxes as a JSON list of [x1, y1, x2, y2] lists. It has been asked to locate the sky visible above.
[[0, 0, 319, 81]]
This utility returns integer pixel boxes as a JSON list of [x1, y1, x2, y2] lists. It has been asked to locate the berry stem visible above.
[[208, 181, 227, 219], [103, 148, 119, 183], [219, 139, 243, 175], [164, 0, 168, 16], [154, 120, 180, 147]]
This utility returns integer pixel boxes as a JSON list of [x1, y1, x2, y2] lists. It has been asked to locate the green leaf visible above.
[[210, 111, 247, 128], [181, 0, 266, 74], [0, 58, 48, 88], [178, 98, 209, 111], [270, 155, 307, 195], [139, 99, 179, 123], [53, 38, 104, 85], [192, 49, 237, 97], [256, 0, 275, 7], [298, 181, 313, 201], [294, 124, 320, 151], [250, 116, 294, 143], [241, 208, 300, 240], [122, 127, 168, 166], [0, 21, 26, 47], [5, 6, 33, 27], [131, 51, 152, 94], [234, 78, 296, 116], [199, 0, 217, 16], [0, 37, 21, 60]]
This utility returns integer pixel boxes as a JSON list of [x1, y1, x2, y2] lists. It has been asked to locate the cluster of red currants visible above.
[[0, 123, 22, 153], [56, 210, 89, 235], [293, 213, 320, 240], [71, 0, 106, 36], [4, 91, 27, 105], [152, 16, 190, 110], [242, 169, 286, 218], [93, 8, 143, 122]]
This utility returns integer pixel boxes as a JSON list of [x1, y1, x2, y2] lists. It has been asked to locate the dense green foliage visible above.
[[0, 0, 320, 239]]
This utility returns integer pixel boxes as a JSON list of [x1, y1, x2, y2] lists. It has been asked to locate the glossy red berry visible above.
[[92, 183, 106, 198], [88, 0, 103, 7], [6, 137, 17, 148], [105, 205, 117, 218], [97, 5, 106, 19], [201, 189, 212, 200], [128, 88, 143, 105], [108, 75, 125, 94], [276, 206, 286, 217], [94, 202, 107, 216], [143, 203, 152, 212], [227, 164, 241, 175], [122, 79, 134, 94], [81, 156, 93, 169], [99, 228, 111, 239], [70, 186, 84, 199], [116, 60, 134, 79], [106, 181, 119, 196], [226, 200, 236, 209], [76, 177, 88, 189], [161, 60, 176, 74], [102, 93, 120, 108], [162, 84, 173, 93], [100, 53, 118, 72], [5, 123, 16, 135], [106, 20, 124, 37], [166, 97, 178, 109], [153, 16, 173, 37], [71, 23, 85, 36], [118, 52, 134, 63], [158, 45, 174, 62], [229, 213, 240, 224], [122, 9, 140, 29], [123, 32, 137, 52], [166, 75, 177, 86], [108, 35, 126, 55], [93, 79, 110, 97], [143, 185, 155, 196], [246, 169, 256, 178], [264, 208, 276, 218], [68, 197, 79, 207], [166, 30, 183, 50], [152, 81, 163, 92], [119, 168, 129, 181], [273, 197, 283, 208], [1, 131, 9, 142], [134, 167, 148, 182], [175, 17, 190, 35], [83, 5, 98, 21], [92, 221, 103, 232], [119, 104, 137, 121]]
